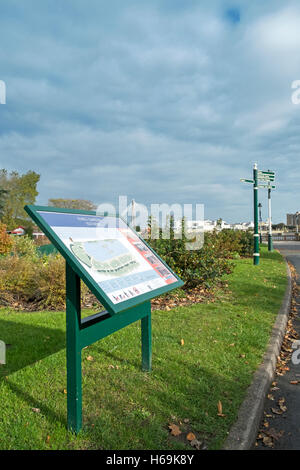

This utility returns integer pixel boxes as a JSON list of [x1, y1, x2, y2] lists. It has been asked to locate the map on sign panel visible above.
[[35, 211, 178, 305]]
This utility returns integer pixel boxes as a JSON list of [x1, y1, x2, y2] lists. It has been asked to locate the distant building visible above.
[[287, 212, 300, 226], [9, 226, 26, 236], [32, 225, 47, 241], [173, 219, 254, 233]]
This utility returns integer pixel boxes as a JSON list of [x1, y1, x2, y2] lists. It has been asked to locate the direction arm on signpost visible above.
[[240, 178, 254, 184]]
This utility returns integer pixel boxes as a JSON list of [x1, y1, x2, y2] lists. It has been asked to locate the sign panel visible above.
[[25, 206, 183, 314], [258, 184, 276, 189], [258, 170, 275, 182], [258, 170, 275, 176], [240, 178, 254, 183], [258, 175, 275, 181]]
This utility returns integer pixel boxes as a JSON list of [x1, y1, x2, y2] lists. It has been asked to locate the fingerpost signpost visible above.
[[25, 205, 184, 433], [240, 165, 276, 263]]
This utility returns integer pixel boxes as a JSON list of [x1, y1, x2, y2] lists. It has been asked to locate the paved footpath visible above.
[[255, 241, 300, 450]]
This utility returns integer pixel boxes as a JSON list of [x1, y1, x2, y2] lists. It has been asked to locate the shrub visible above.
[[0, 254, 40, 305], [148, 222, 234, 288], [12, 235, 38, 258], [38, 255, 66, 309], [0, 252, 99, 310], [0, 223, 14, 255], [205, 229, 253, 258]]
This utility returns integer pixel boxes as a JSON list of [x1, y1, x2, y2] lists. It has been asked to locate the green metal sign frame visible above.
[[25, 205, 184, 433], [25, 205, 183, 315]]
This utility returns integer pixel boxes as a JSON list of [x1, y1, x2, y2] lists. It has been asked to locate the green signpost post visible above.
[[240, 164, 259, 265], [25, 205, 183, 433]]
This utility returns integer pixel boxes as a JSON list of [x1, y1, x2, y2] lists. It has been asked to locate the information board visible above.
[[25, 206, 184, 314]]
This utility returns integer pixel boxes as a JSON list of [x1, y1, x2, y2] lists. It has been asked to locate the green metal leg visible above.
[[268, 234, 273, 252], [141, 303, 152, 372], [66, 263, 82, 433]]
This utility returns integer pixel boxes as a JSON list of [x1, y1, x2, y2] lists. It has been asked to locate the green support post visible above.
[[141, 303, 152, 372], [66, 263, 82, 433], [268, 186, 273, 251], [253, 163, 260, 265]]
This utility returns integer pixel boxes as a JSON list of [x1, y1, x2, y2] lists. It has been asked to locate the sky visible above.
[[0, 0, 300, 223]]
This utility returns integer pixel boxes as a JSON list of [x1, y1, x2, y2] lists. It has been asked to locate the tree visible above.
[[0, 189, 8, 219], [272, 223, 286, 231], [48, 198, 96, 211], [0, 169, 40, 230]]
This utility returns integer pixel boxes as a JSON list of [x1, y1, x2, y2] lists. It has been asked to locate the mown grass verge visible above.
[[0, 246, 287, 450]]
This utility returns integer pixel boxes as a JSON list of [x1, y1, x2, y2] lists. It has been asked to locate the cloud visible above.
[[0, 0, 300, 223]]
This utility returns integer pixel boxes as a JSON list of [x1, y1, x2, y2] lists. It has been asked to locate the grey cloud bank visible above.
[[0, 0, 300, 223]]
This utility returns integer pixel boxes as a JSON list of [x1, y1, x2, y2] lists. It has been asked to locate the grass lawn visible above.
[[0, 246, 287, 450]]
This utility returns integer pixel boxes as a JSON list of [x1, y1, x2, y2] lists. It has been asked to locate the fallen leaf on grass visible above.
[[46, 435, 51, 444], [168, 423, 182, 436], [186, 432, 196, 441], [180, 339, 184, 346], [217, 400, 225, 417], [86, 356, 94, 361], [32, 408, 40, 413]]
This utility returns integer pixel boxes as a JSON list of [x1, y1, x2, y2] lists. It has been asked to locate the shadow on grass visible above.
[[0, 318, 67, 428], [0, 319, 65, 377], [5, 378, 67, 426]]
